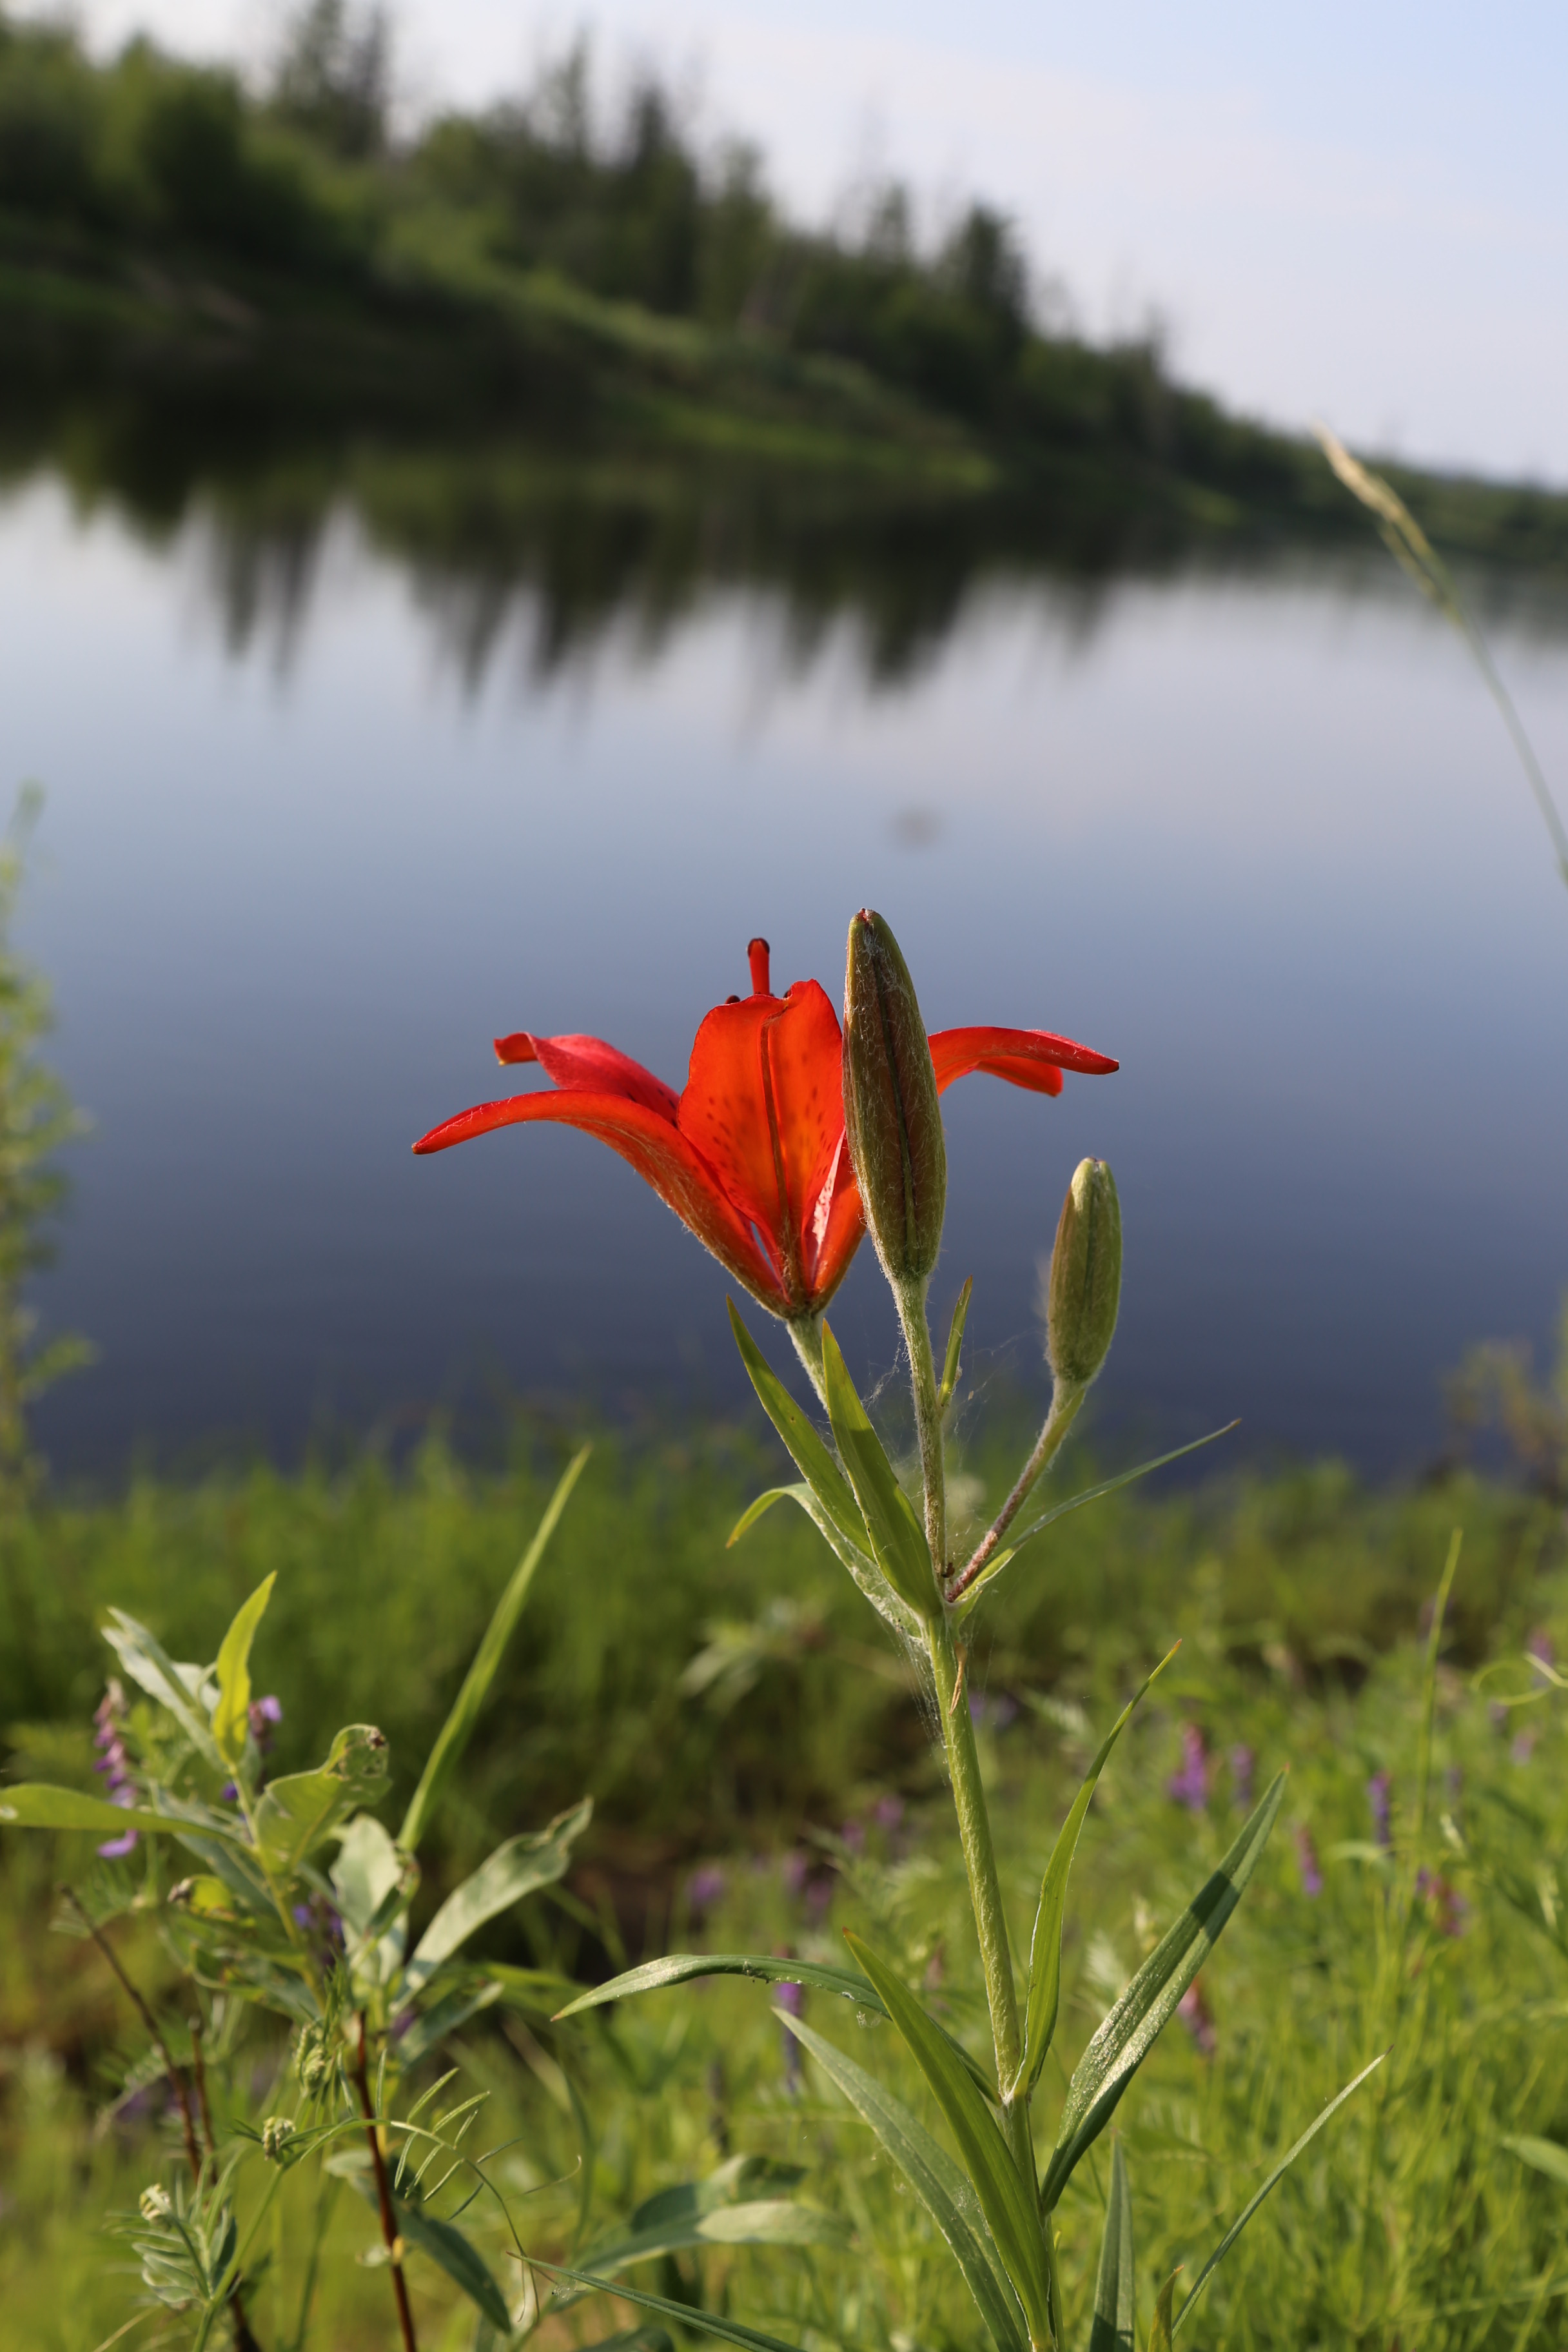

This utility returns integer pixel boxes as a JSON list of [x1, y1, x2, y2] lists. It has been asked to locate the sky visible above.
[[34, 0, 1568, 482]]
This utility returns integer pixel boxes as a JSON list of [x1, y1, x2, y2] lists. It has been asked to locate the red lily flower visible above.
[[413, 939, 1117, 1320]]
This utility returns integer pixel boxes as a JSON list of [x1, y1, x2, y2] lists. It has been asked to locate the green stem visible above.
[[896, 1275, 1041, 2248], [786, 1312, 828, 1411], [950, 1379, 1084, 1600]]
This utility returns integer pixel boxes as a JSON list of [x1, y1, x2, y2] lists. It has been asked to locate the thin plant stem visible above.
[[190, 2017, 217, 2155], [354, 2012, 419, 2352], [787, 1311, 828, 1410], [61, 1884, 202, 2184], [950, 1380, 1084, 1600], [894, 1278, 947, 1575]]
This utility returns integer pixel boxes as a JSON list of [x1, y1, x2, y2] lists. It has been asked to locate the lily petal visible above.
[[677, 980, 844, 1277], [929, 1025, 1119, 1097], [493, 1030, 680, 1121], [413, 1089, 787, 1310]]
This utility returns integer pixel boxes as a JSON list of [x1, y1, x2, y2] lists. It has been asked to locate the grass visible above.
[[4, 1427, 1568, 2345]]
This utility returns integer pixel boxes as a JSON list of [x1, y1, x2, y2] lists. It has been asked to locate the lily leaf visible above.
[[1017, 1647, 1179, 2098], [821, 1326, 938, 1623], [1171, 2053, 1386, 2335], [211, 1574, 277, 1768], [728, 1303, 921, 1631], [408, 1798, 591, 1983], [727, 1481, 916, 1637], [253, 1725, 389, 1875], [954, 1426, 1240, 1617], [844, 1932, 1052, 2347], [1041, 1772, 1285, 2211], [400, 1446, 589, 1854], [1088, 2141, 1134, 2352], [782, 2010, 1026, 2352], [939, 1277, 974, 1413]]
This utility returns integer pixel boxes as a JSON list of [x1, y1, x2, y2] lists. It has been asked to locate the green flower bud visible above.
[[1046, 1158, 1121, 1387], [841, 910, 947, 1288], [261, 2115, 297, 2162]]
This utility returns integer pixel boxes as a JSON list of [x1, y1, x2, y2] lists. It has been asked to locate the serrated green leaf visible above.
[[211, 1573, 277, 1768], [1042, 1772, 1285, 2212], [844, 1932, 1052, 2344], [551, 1951, 997, 2101], [533, 2260, 818, 2352], [1088, 2141, 1134, 2352], [1172, 2053, 1384, 2334], [0, 1784, 243, 1842], [727, 1302, 923, 1632], [408, 1798, 591, 1983], [821, 1326, 937, 1623], [1504, 2133, 1568, 2190], [253, 1725, 389, 1874], [782, 2010, 1026, 2352], [954, 1427, 1240, 1618], [1017, 1647, 1179, 2098], [939, 1277, 974, 1413], [400, 1446, 589, 1854]]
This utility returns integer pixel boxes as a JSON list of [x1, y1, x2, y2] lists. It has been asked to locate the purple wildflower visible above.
[[248, 1694, 282, 1757], [1177, 1979, 1217, 2058], [1528, 1627, 1557, 1671], [1295, 1825, 1323, 1897], [1168, 1724, 1210, 1814], [687, 1865, 727, 1913], [1513, 1729, 1538, 1767], [781, 1849, 810, 1898], [968, 1691, 1019, 1732], [1416, 1868, 1469, 1937], [1230, 1745, 1256, 1810], [93, 1680, 139, 1859], [1489, 1700, 1509, 1732], [1367, 1771, 1393, 1849], [872, 1794, 905, 1833], [841, 1818, 867, 1856]]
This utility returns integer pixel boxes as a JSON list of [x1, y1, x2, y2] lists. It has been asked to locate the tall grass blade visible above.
[[1088, 2140, 1135, 2352], [400, 1445, 589, 1853], [1171, 2052, 1386, 2333]]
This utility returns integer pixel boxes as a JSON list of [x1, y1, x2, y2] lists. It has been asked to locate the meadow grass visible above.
[[3, 1430, 1568, 2347]]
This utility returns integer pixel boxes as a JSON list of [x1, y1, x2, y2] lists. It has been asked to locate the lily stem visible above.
[[895, 1281, 1042, 2288], [786, 1312, 829, 1411], [948, 1379, 1084, 1602]]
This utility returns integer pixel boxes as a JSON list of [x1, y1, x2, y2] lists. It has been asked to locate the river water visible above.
[[4, 470, 1566, 1480]]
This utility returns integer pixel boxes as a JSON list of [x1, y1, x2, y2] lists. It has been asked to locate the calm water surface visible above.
[[4, 475, 1567, 1478]]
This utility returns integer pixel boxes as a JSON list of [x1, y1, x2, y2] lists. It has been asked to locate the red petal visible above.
[[803, 1141, 865, 1310], [413, 1088, 787, 1311], [493, 1030, 679, 1121], [676, 981, 847, 1290], [929, 1025, 1119, 1097]]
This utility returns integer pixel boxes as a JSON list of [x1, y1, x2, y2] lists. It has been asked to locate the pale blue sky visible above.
[[46, 0, 1568, 480]]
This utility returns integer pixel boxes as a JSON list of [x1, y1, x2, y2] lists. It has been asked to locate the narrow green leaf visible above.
[[844, 1932, 1052, 2346], [783, 2010, 1027, 2352], [1172, 2053, 1385, 2333], [532, 2260, 815, 2352], [732, 1479, 921, 1637], [727, 1302, 924, 1634], [939, 1277, 974, 1413], [821, 1326, 937, 1623], [102, 1609, 226, 1771], [1149, 2270, 1181, 2352], [395, 1979, 505, 2068], [253, 1725, 390, 1874], [1088, 2141, 1135, 2352], [0, 1785, 239, 1841], [1042, 1772, 1286, 2211], [954, 1427, 1240, 1617], [1017, 1647, 1179, 2097], [1504, 2133, 1568, 2190], [727, 1487, 796, 1545], [211, 1573, 277, 1768], [409, 1799, 591, 1981], [347, 2173, 511, 2331], [552, 1952, 997, 2101], [401, 1446, 589, 1854], [577, 2192, 848, 2278]]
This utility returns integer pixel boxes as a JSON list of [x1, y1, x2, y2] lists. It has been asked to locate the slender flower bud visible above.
[[1046, 1157, 1121, 1387], [841, 910, 946, 1287]]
